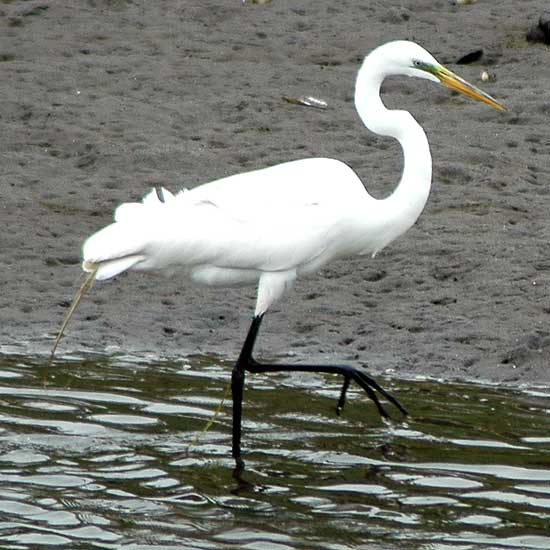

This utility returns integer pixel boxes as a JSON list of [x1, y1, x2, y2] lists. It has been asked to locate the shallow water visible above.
[[0, 354, 549, 549]]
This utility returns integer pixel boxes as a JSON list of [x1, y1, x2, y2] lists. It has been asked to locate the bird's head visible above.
[[373, 40, 506, 112]]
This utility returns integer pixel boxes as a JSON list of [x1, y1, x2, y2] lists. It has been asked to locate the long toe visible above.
[[341, 365, 407, 418]]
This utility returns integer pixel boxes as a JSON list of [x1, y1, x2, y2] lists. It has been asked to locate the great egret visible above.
[[82, 40, 505, 468]]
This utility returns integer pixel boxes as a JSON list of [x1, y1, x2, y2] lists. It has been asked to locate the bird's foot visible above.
[[244, 359, 407, 420], [333, 364, 408, 419]]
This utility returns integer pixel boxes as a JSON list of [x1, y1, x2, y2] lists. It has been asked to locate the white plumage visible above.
[[83, 157, 417, 315]]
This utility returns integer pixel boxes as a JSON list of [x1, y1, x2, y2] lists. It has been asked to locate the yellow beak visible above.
[[435, 66, 506, 112]]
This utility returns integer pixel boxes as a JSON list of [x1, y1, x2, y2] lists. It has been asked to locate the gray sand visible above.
[[2, 1, 550, 385]]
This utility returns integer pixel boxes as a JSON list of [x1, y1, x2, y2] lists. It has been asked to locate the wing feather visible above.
[[83, 158, 367, 279]]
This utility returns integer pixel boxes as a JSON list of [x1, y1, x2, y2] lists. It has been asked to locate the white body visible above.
[[83, 41, 436, 316]]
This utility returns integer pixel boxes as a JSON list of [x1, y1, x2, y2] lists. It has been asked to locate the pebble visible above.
[[526, 11, 550, 44], [480, 70, 496, 82]]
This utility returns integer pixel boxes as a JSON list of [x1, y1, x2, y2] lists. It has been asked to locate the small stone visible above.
[[539, 11, 550, 40], [526, 25, 547, 43], [526, 11, 550, 44], [480, 70, 496, 82]]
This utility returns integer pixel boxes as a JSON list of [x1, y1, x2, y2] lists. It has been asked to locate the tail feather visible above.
[[82, 184, 238, 282], [82, 219, 148, 280], [82, 186, 177, 281], [82, 255, 145, 280]]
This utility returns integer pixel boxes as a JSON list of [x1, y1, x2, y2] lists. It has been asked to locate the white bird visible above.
[[82, 40, 505, 469]]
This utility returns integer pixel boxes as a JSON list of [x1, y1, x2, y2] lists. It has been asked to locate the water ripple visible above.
[[0, 355, 548, 548]]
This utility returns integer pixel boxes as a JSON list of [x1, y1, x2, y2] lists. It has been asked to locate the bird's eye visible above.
[[413, 60, 423, 68]]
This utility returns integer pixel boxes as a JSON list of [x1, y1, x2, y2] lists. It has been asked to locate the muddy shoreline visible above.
[[2, 1, 550, 386]]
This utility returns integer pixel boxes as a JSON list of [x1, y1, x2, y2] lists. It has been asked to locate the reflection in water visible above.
[[0, 354, 549, 549]]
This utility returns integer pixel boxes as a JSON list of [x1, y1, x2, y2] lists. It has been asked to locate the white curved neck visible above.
[[354, 55, 432, 251]]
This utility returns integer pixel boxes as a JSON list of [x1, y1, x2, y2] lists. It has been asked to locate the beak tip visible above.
[[437, 66, 506, 113]]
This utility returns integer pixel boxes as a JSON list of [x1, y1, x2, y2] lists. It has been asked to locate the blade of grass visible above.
[[46, 265, 99, 378], [187, 378, 231, 454]]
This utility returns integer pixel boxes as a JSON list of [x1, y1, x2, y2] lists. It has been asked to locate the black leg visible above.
[[231, 314, 263, 469], [230, 314, 407, 469], [231, 364, 245, 472]]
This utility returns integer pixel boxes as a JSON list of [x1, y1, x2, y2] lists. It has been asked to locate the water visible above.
[[0, 354, 549, 549]]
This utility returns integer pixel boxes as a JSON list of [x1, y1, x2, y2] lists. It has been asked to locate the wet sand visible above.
[[2, 0, 550, 386]]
